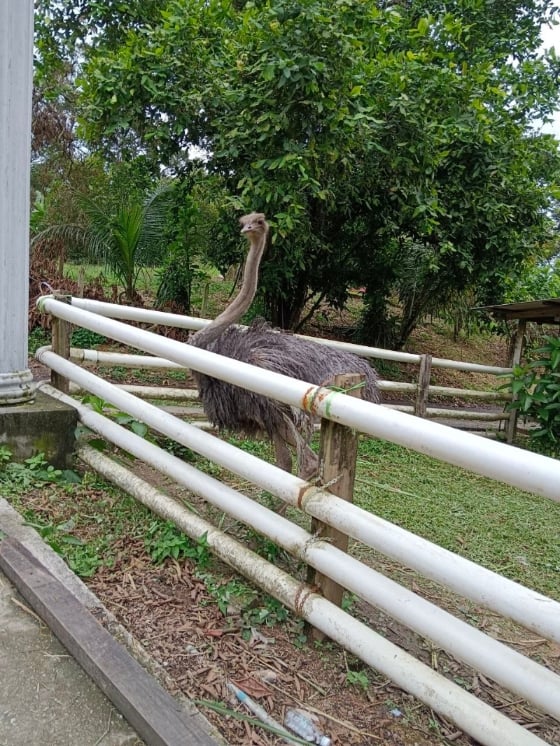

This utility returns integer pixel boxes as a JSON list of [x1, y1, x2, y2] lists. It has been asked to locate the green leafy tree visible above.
[[36, 0, 560, 345], [502, 256, 560, 303], [506, 336, 560, 457], [155, 177, 225, 312]]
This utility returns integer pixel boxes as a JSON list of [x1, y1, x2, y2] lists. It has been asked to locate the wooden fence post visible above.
[[506, 319, 527, 444], [307, 373, 363, 642], [50, 296, 72, 394], [414, 354, 432, 418]]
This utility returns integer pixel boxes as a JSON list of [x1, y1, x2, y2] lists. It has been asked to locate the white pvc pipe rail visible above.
[[39, 374, 560, 719], [68, 382, 200, 400], [40, 386, 560, 736], [37, 296, 560, 502], [72, 441, 547, 746], [69, 296, 512, 374], [69, 348, 510, 406], [70, 348, 183, 369], [37, 346, 560, 646]]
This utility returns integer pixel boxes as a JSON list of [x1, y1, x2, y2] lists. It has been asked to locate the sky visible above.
[[539, 21, 560, 137]]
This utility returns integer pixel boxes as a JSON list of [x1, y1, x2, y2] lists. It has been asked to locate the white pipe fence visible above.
[[67, 298, 512, 429], [37, 296, 559, 501], [69, 347, 510, 405], [67, 296, 512, 373], [39, 379, 560, 721], [37, 346, 560, 644], [70, 348, 184, 369], [70, 439, 548, 746], [36, 296, 560, 745], [38, 382, 560, 744]]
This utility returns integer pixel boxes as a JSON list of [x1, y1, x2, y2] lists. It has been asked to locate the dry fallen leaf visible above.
[[231, 676, 273, 699]]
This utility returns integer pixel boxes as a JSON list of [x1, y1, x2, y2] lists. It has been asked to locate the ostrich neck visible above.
[[191, 230, 267, 348]]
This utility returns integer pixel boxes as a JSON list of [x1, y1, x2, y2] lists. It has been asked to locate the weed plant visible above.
[[502, 335, 560, 457]]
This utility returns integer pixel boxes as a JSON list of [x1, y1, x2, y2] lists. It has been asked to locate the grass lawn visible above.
[[63, 262, 160, 294], [354, 436, 560, 599]]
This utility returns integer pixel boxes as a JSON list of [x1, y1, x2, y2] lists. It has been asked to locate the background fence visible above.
[[63, 296, 515, 437]]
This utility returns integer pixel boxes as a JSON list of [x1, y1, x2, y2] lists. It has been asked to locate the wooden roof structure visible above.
[[474, 299, 560, 441], [476, 297, 560, 324]]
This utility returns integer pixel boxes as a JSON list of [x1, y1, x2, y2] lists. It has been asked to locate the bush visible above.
[[505, 335, 560, 457]]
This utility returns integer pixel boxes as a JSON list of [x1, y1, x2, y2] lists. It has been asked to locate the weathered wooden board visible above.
[[308, 373, 362, 639], [0, 536, 221, 746]]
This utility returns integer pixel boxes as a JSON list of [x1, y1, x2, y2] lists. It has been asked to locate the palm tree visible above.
[[32, 181, 172, 302]]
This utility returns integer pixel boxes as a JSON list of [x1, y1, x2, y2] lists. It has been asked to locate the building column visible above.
[[0, 1, 34, 404]]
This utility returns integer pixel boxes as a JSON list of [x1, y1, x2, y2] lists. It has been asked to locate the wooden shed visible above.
[[475, 297, 560, 441]]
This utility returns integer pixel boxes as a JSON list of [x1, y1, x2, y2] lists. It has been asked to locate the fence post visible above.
[[308, 373, 363, 642], [414, 354, 432, 418], [506, 319, 527, 444], [50, 296, 73, 394]]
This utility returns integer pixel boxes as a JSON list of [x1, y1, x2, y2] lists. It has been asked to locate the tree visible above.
[[33, 181, 172, 302], [36, 0, 560, 346], [155, 174, 228, 313]]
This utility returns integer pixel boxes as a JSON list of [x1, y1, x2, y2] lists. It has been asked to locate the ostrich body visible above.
[[190, 212, 380, 479]]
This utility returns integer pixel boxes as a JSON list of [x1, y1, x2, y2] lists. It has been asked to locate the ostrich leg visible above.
[[275, 418, 318, 481]]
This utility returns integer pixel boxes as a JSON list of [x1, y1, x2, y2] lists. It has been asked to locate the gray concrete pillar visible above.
[[0, 1, 34, 404]]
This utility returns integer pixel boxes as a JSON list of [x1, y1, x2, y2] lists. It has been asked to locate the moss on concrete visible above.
[[0, 389, 77, 467]]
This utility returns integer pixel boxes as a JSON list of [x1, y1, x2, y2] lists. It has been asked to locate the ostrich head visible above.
[[239, 212, 268, 240], [190, 212, 269, 348]]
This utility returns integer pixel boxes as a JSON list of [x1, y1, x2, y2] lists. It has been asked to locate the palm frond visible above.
[[31, 223, 93, 256], [137, 180, 175, 264]]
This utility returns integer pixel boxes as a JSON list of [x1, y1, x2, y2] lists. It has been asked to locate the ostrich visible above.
[[190, 212, 380, 479]]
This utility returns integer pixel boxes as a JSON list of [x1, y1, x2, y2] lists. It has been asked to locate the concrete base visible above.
[[0, 369, 34, 405], [0, 389, 77, 468]]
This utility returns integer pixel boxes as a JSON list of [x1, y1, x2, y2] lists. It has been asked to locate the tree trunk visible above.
[[264, 275, 309, 330]]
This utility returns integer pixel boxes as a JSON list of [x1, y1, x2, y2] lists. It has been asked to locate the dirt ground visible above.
[[77, 460, 560, 746], [83, 522, 560, 746]]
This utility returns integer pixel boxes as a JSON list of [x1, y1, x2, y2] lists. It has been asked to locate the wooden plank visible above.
[[414, 354, 432, 418], [308, 374, 362, 641], [51, 301, 72, 394], [0, 536, 220, 746], [492, 308, 560, 322]]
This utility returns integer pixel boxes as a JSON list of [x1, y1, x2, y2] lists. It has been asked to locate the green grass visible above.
[[171, 430, 560, 603], [1, 452, 157, 577], [63, 262, 160, 294], [64, 262, 115, 283], [355, 437, 560, 599]]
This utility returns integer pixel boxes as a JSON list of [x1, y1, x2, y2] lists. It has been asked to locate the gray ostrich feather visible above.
[[190, 212, 380, 479]]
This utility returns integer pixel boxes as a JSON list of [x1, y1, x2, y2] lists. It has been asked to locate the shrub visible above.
[[505, 335, 560, 457]]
